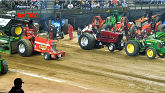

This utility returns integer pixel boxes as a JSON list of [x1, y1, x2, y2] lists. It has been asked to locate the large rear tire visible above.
[[17, 39, 33, 57], [1, 60, 8, 74], [125, 40, 139, 56], [79, 33, 95, 50], [101, 24, 112, 31], [155, 16, 161, 23], [62, 19, 68, 34], [11, 26, 24, 37], [157, 24, 165, 31], [129, 24, 137, 36]]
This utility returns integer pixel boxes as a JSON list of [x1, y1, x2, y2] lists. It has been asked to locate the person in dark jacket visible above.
[[52, 26, 58, 40], [9, 78, 24, 93]]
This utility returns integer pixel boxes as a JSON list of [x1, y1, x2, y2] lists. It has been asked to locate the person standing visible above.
[[9, 78, 24, 93], [68, 24, 73, 40], [49, 24, 54, 39], [77, 27, 82, 42], [52, 26, 58, 40]]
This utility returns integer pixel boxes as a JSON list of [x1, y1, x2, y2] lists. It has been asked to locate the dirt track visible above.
[[1, 32, 165, 93]]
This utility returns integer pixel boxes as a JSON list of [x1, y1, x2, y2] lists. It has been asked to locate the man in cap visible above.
[[9, 78, 24, 93]]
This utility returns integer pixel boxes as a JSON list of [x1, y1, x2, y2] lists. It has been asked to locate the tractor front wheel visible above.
[[17, 39, 33, 57], [1, 60, 8, 74], [108, 43, 116, 52], [146, 47, 156, 59], [158, 53, 165, 58], [125, 40, 139, 56], [43, 52, 51, 60], [79, 33, 95, 50]]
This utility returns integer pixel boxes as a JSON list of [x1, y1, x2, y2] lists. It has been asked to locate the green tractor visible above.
[[125, 31, 165, 59], [0, 18, 28, 55], [0, 55, 8, 74], [105, 10, 122, 29]]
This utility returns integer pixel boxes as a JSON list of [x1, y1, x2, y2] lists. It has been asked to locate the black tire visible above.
[[146, 47, 156, 59], [62, 19, 68, 34], [158, 53, 165, 58], [108, 43, 116, 52], [79, 33, 95, 50], [156, 24, 165, 31], [155, 16, 161, 23], [17, 39, 33, 57], [125, 40, 139, 56], [101, 24, 112, 31], [139, 51, 146, 55], [1, 60, 8, 74], [11, 26, 24, 37], [61, 32, 64, 39], [129, 24, 137, 36], [43, 52, 51, 60]]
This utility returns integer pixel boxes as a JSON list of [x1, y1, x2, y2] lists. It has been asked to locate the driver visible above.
[[135, 31, 148, 46]]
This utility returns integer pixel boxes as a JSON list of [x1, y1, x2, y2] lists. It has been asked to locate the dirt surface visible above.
[[1, 31, 165, 93]]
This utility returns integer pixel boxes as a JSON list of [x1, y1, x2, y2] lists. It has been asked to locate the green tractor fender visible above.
[[129, 38, 143, 49]]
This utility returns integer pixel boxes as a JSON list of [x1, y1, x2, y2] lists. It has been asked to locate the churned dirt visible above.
[[1, 31, 165, 93]]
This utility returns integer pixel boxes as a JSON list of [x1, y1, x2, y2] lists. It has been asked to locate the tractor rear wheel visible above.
[[62, 19, 68, 34], [43, 52, 51, 60], [101, 24, 112, 31], [129, 24, 137, 36], [0, 30, 5, 36], [1, 60, 8, 74], [79, 33, 95, 50], [125, 40, 139, 56], [17, 39, 33, 57], [155, 16, 161, 23], [157, 24, 165, 31], [108, 43, 116, 52], [158, 53, 165, 58], [146, 47, 156, 59], [11, 26, 24, 37]]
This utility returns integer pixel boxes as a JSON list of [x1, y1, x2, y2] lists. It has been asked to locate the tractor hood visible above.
[[148, 31, 165, 42], [0, 18, 11, 26]]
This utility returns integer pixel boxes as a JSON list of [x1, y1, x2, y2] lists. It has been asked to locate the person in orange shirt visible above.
[[68, 24, 73, 40]]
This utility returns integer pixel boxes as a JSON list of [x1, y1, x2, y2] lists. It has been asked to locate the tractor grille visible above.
[[117, 34, 123, 42], [157, 43, 164, 48], [51, 42, 56, 51]]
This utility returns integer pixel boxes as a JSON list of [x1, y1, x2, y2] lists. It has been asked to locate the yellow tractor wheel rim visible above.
[[147, 49, 153, 57], [159, 53, 164, 56], [15, 27, 22, 35], [0, 32, 2, 35], [127, 44, 134, 53]]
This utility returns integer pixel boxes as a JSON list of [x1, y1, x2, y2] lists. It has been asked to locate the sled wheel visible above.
[[146, 47, 156, 59], [17, 39, 33, 57], [43, 52, 51, 60], [125, 40, 139, 56], [108, 43, 116, 52]]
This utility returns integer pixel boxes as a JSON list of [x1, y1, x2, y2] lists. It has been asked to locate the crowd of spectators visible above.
[[134, 0, 165, 4], [11, 0, 47, 9], [54, 0, 128, 10], [5, 0, 128, 10]]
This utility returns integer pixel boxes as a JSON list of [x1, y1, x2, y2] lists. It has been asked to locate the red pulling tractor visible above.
[[79, 16, 124, 52], [17, 29, 65, 60]]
